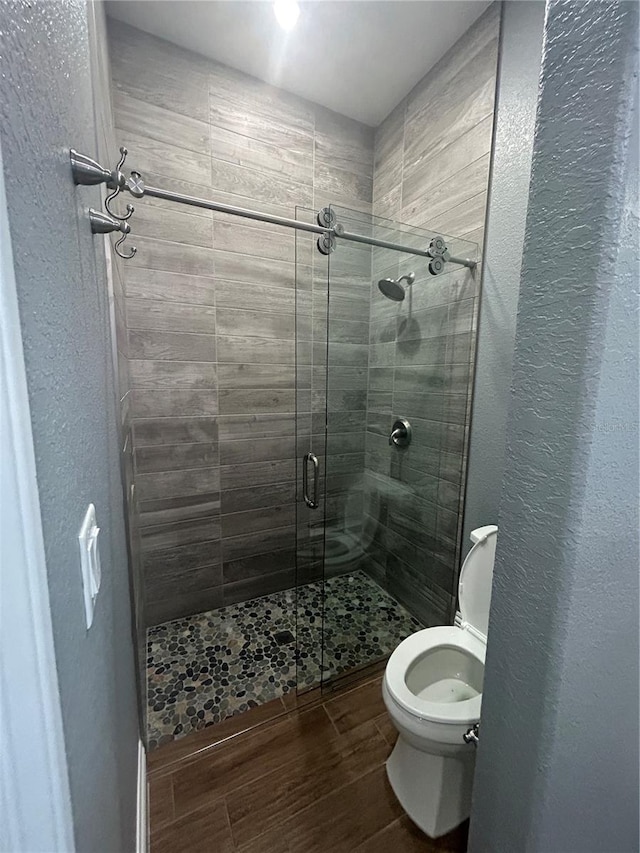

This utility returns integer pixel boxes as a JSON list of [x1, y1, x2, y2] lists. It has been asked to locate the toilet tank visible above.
[[456, 525, 498, 641]]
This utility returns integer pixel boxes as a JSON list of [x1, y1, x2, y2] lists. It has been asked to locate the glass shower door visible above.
[[320, 205, 479, 689], [294, 207, 329, 694], [295, 203, 479, 694]]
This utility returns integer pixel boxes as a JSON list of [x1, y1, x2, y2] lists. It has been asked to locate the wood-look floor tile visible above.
[[227, 719, 389, 847], [374, 712, 398, 748], [323, 676, 386, 734], [237, 825, 293, 853], [148, 774, 174, 831], [150, 800, 233, 853], [356, 816, 469, 853], [281, 765, 403, 853], [148, 697, 287, 775], [171, 707, 335, 817]]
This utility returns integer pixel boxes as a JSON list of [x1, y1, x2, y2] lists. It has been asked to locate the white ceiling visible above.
[[105, 1, 491, 126]]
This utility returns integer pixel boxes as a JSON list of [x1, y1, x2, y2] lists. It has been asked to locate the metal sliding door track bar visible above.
[[70, 147, 477, 271]]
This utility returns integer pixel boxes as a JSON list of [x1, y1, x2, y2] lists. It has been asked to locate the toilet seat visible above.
[[385, 626, 485, 725]]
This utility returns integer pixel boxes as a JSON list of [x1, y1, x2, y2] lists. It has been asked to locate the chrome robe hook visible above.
[[114, 233, 137, 259], [104, 147, 135, 221]]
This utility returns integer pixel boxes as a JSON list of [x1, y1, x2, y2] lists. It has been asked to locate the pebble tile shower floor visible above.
[[147, 571, 423, 748]]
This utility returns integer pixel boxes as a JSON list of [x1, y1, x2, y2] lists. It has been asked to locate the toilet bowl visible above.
[[383, 524, 498, 838]]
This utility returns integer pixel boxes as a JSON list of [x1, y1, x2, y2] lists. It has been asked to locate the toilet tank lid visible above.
[[458, 525, 498, 640]]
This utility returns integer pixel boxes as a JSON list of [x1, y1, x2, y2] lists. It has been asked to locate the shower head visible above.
[[377, 272, 415, 302]]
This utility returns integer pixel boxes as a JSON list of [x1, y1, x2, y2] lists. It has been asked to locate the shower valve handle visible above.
[[389, 418, 411, 448]]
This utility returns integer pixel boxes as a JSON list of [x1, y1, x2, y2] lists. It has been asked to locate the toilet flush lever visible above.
[[463, 723, 480, 746]]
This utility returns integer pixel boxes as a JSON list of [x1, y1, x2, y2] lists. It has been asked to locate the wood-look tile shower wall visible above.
[[107, 19, 374, 625], [364, 4, 500, 625]]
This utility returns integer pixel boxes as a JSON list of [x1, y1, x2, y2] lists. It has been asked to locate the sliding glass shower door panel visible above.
[[294, 203, 479, 693], [294, 207, 329, 694], [319, 205, 479, 689]]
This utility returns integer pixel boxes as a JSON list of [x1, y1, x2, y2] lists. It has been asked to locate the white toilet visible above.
[[382, 524, 498, 838]]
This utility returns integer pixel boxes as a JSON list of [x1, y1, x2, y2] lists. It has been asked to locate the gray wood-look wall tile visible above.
[[136, 442, 219, 474], [221, 525, 296, 562], [142, 539, 222, 576], [401, 154, 490, 230], [222, 570, 295, 608], [220, 459, 295, 490], [219, 436, 295, 466], [404, 2, 499, 121], [213, 250, 296, 289], [216, 335, 294, 365], [131, 389, 218, 419], [401, 115, 495, 213], [218, 388, 295, 415], [216, 307, 294, 340], [129, 235, 214, 277], [126, 298, 216, 334], [213, 219, 296, 263], [129, 360, 217, 390], [133, 416, 217, 447], [210, 155, 313, 209], [136, 467, 220, 502], [314, 105, 375, 177], [221, 482, 296, 515], [119, 128, 212, 187], [108, 21, 210, 124], [217, 363, 294, 390], [221, 505, 296, 539], [403, 40, 498, 174], [143, 560, 222, 600], [128, 329, 216, 362], [215, 281, 295, 315], [113, 90, 211, 156], [129, 203, 213, 249], [138, 492, 221, 527], [209, 94, 314, 153], [124, 267, 215, 306], [222, 548, 296, 584], [209, 123, 313, 186], [140, 516, 222, 553], [217, 413, 295, 441], [426, 192, 488, 241], [146, 587, 224, 625]]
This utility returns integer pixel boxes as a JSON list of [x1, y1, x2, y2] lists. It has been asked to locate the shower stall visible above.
[[96, 11, 495, 749], [99, 168, 479, 747]]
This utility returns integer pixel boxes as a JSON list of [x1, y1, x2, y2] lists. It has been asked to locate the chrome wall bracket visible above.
[[71, 147, 138, 259], [88, 210, 137, 259]]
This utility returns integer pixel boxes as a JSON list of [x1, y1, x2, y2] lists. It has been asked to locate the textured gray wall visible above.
[[463, 1, 544, 549], [366, 3, 500, 625], [470, 1, 639, 850], [0, 1, 139, 850], [107, 19, 374, 625]]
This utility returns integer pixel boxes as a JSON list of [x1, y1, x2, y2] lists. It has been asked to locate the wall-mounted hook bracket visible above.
[[89, 208, 131, 236], [70, 148, 125, 191], [88, 209, 137, 259]]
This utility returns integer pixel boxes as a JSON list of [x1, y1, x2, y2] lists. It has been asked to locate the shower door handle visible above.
[[302, 452, 319, 509]]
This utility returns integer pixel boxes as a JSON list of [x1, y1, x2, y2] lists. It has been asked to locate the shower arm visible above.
[[70, 149, 477, 270]]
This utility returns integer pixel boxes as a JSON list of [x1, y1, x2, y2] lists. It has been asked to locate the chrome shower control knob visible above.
[[389, 418, 411, 448], [463, 723, 480, 746]]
